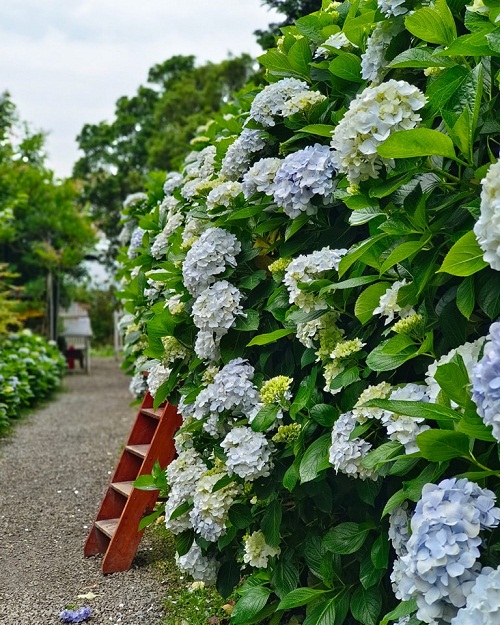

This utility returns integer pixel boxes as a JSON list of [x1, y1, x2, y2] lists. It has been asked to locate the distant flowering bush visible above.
[[0, 329, 66, 433], [118, 0, 500, 622]]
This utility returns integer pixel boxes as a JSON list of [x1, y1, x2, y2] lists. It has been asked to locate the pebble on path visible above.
[[0, 358, 167, 625]]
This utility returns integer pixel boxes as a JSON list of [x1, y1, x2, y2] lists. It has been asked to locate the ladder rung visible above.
[[95, 518, 119, 539], [141, 407, 163, 420], [125, 444, 150, 458], [111, 481, 134, 497]]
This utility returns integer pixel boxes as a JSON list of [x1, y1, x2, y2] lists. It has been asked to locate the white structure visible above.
[[59, 303, 93, 373]]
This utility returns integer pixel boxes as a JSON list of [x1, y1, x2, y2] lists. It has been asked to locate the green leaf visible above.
[[299, 434, 332, 483], [277, 588, 328, 611], [239, 271, 267, 290], [304, 535, 326, 579], [247, 329, 295, 346], [272, 557, 300, 599], [388, 47, 456, 68], [364, 399, 460, 423], [354, 282, 391, 325], [138, 508, 162, 531], [362, 441, 403, 471], [434, 358, 470, 407], [457, 406, 496, 442], [380, 600, 417, 625], [310, 404, 338, 427], [338, 234, 389, 278], [436, 31, 495, 57], [382, 488, 408, 517], [405, 0, 457, 45], [251, 404, 280, 432], [366, 335, 419, 372], [169, 500, 193, 520], [234, 310, 260, 331], [217, 558, 241, 598], [283, 458, 300, 492], [350, 585, 382, 625], [477, 272, 500, 319], [262, 499, 282, 549], [228, 504, 254, 529], [300, 124, 335, 137], [329, 53, 362, 82], [377, 128, 456, 160], [133, 474, 158, 490], [232, 586, 272, 625], [287, 37, 312, 80], [379, 240, 427, 275], [371, 533, 390, 570], [456, 276, 475, 319], [438, 230, 488, 276], [175, 529, 194, 557], [359, 557, 385, 590], [416, 429, 470, 461], [303, 598, 337, 625], [323, 522, 371, 555]]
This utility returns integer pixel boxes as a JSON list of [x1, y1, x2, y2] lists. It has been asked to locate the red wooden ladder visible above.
[[84, 391, 182, 574]]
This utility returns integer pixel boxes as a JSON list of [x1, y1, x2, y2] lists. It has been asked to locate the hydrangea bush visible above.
[[118, 0, 500, 623], [0, 330, 66, 433]]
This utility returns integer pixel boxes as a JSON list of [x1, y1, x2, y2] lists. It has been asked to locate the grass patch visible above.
[[90, 344, 117, 357], [150, 523, 234, 625]]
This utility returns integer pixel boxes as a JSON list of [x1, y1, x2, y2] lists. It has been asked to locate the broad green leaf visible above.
[[329, 53, 362, 82], [228, 504, 254, 529], [321, 275, 380, 293], [434, 358, 470, 407], [277, 588, 329, 611], [388, 48, 456, 68], [217, 559, 241, 598], [457, 406, 496, 442], [371, 533, 390, 570], [360, 556, 385, 590], [354, 282, 391, 324], [382, 489, 408, 517], [287, 37, 312, 80], [416, 429, 470, 461], [299, 434, 332, 483], [310, 403, 338, 427], [362, 441, 403, 471], [435, 31, 495, 57], [338, 234, 389, 277], [300, 124, 335, 137], [329, 366, 360, 392], [456, 276, 475, 319], [366, 335, 419, 372], [364, 399, 460, 423], [283, 458, 300, 492], [234, 310, 260, 331], [251, 404, 280, 432], [169, 500, 193, 520], [379, 240, 427, 275], [304, 535, 326, 579], [133, 474, 157, 490], [380, 600, 418, 625], [247, 328, 295, 346], [232, 586, 272, 625], [323, 522, 371, 554], [477, 271, 500, 319], [262, 499, 282, 549], [271, 557, 300, 599], [350, 585, 382, 625], [377, 128, 456, 160], [138, 508, 162, 531], [405, 0, 457, 45], [175, 529, 194, 557], [303, 598, 337, 625], [438, 230, 488, 276]]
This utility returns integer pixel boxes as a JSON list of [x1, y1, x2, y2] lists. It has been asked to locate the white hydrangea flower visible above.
[[182, 215, 208, 249], [182, 228, 241, 297], [176, 543, 218, 585], [192, 280, 244, 333], [315, 32, 354, 57], [189, 472, 241, 542], [281, 90, 327, 117], [183, 146, 217, 180], [329, 411, 377, 480], [389, 502, 410, 558], [165, 292, 185, 316], [146, 360, 171, 397], [118, 220, 136, 246], [330, 79, 426, 184], [129, 371, 147, 398], [474, 160, 500, 271], [206, 181, 243, 211], [373, 280, 415, 325], [323, 361, 345, 395], [127, 227, 145, 259], [163, 171, 183, 195], [384, 384, 430, 453], [243, 531, 281, 568], [273, 144, 337, 219], [221, 129, 268, 180], [123, 192, 147, 210], [377, 0, 408, 17], [352, 381, 392, 423], [194, 330, 221, 363], [361, 20, 404, 83], [249, 78, 309, 127], [426, 337, 486, 403], [221, 426, 274, 481], [284, 247, 347, 311], [242, 157, 282, 198], [150, 230, 170, 260], [165, 448, 207, 534], [159, 194, 181, 221], [466, 0, 489, 14], [451, 566, 500, 625], [161, 336, 188, 364]]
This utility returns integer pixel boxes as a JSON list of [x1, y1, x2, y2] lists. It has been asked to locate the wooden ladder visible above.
[[84, 391, 182, 574]]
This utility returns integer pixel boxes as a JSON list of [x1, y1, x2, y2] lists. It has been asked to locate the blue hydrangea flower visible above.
[[451, 565, 500, 624], [272, 144, 336, 219], [392, 478, 500, 624], [60, 606, 92, 623], [471, 321, 500, 442]]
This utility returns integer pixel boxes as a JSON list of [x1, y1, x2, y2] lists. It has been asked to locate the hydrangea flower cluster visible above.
[[389, 502, 410, 557], [284, 247, 347, 311], [176, 543, 219, 585], [127, 226, 145, 259], [220, 129, 268, 180], [471, 321, 500, 442], [221, 426, 274, 481], [189, 471, 241, 542], [281, 90, 327, 117], [182, 228, 241, 297], [377, 0, 408, 18], [393, 478, 500, 624], [123, 192, 148, 210], [163, 171, 183, 195], [242, 157, 282, 198], [164, 448, 207, 534], [384, 384, 430, 453], [475, 160, 500, 271], [243, 531, 281, 568], [272, 144, 337, 218], [373, 279, 415, 324], [249, 77, 309, 126], [315, 32, 354, 57], [329, 411, 377, 480], [206, 181, 243, 211], [330, 79, 426, 184], [146, 360, 171, 397], [361, 20, 404, 83], [451, 566, 500, 624], [260, 376, 293, 405], [183, 146, 217, 180]]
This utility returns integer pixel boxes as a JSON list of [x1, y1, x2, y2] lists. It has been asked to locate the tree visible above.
[[255, 0, 322, 48], [73, 54, 255, 250]]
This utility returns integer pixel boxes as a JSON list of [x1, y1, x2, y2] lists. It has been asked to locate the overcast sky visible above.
[[0, 1, 280, 178]]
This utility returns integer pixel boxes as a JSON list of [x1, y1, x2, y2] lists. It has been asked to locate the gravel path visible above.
[[0, 358, 167, 625]]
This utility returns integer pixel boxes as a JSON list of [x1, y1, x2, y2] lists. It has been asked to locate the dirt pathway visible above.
[[0, 358, 167, 624]]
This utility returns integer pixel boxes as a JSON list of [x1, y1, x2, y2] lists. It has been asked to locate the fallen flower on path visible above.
[[60, 606, 92, 623]]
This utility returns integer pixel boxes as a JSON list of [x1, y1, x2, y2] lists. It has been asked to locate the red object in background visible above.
[[67, 345, 75, 369]]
